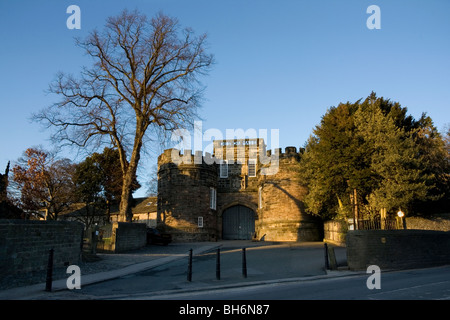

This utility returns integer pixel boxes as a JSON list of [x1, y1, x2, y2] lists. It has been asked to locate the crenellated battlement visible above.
[[156, 139, 321, 242], [266, 146, 304, 158], [158, 141, 303, 168], [158, 148, 217, 166]]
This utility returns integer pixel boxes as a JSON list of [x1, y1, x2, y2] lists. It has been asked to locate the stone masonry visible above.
[[0, 220, 84, 283], [157, 139, 322, 242], [347, 229, 450, 270]]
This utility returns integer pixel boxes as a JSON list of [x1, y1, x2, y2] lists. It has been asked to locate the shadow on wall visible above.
[[260, 180, 323, 242], [347, 230, 450, 270]]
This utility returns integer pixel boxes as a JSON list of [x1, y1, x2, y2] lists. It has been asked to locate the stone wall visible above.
[[258, 154, 323, 241], [323, 214, 450, 245], [324, 220, 347, 244], [347, 230, 450, 270], [0, 219, 83, 281], [157, 149, 218, 241], [405, 213, 450, 231], [112, 222, 147, 253], [157, 142, 323, 242]]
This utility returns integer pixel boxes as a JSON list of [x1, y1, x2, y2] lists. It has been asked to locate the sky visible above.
[[1, 0, 449, 197]]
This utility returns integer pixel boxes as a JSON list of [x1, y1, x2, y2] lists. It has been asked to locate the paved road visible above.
[[131, 265, 450, 300], [41, 242, 347, 300]]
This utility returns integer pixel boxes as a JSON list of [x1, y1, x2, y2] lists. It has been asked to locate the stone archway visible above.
[[222, 205, 255, 240]]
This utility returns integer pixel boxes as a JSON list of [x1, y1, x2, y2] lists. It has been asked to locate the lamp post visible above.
[[397, 209, 406, 229]]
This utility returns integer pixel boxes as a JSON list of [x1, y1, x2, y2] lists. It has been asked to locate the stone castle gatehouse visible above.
[[157, 139, 323, 242]]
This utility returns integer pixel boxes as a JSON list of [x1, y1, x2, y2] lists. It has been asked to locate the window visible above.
[[198, 216, 204, 228], [220, 160, 228, 178], [259, 187, 263, 209], [248, 159, 257, 177], [210, 187, 217, 210]]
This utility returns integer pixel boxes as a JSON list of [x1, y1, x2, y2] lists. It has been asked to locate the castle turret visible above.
[[156, 141, 322, 242], [257, 147, 322, 241], [157, 149, 219, 241]]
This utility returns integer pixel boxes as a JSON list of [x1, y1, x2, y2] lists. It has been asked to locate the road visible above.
[[140, 265, 450, 300], [47, 242, 347, 300], [44, 242, 450, 301]]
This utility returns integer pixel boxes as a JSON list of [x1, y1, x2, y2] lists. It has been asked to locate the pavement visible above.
[[0, 240, 351, 300]]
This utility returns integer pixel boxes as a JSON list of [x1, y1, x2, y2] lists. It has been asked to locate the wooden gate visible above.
[[222, 205, 255, 240]]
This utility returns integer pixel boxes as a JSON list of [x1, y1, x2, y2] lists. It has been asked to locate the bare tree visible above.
[[35, 10, 214, 221]]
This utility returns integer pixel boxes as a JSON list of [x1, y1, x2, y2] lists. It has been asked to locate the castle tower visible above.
[[212, 139, 264, 240], [156, 141, 322, 242], [157, 149, 219, 241], [257, 147, 323, 241]]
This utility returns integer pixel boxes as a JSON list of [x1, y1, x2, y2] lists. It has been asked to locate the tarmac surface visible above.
[[0, 240, 349, 300]]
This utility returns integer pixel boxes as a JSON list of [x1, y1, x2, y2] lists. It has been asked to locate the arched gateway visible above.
[[222, 205, 255, 240]]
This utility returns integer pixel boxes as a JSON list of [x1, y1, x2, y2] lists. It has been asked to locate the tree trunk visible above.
[[118, 134, 143, 222], [105, 199, 111, 223], [353, 188, 358, 230], [119, 179, 133, 222]]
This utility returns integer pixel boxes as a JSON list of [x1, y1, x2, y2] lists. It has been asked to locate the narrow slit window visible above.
[[210, 187, 217, 210], [220, 160, 228, 178], [248, 159, 257, 177], [259, 186, 263, 209], [198, 216, 204, 228]]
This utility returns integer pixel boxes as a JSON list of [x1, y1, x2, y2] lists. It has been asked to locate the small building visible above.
[[126, 196, 157, 227], [157, 139, 323, 242], [60, 196, 157, 228]]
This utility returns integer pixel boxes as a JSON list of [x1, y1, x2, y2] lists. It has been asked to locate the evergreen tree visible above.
[[354, 100, 432, 213], [73, 147, 141, 223], [299, 93, 447, 220]]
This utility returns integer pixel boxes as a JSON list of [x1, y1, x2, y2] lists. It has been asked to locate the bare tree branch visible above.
[[34, 9, 214, 221]]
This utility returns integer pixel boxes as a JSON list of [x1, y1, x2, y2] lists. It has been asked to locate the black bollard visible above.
[[45, 248, 54, 292], [216, 248, 221, 280], [187, 249, 193, 282], [324, 243, 329, 270], [242, 248, 247, 278]]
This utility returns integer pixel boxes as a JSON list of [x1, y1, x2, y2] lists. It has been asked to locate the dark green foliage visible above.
[[73, 147, 141, 206], [299, 92, 449, 219]]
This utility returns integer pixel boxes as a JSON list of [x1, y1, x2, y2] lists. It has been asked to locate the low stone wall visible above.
[[0, 219, 83, 282], [347, 230, 450, 270], [405, 213, 450, 231], [323, 220, 347, 244], [112, 222, 147, 253], [257, 220, 323, 241]]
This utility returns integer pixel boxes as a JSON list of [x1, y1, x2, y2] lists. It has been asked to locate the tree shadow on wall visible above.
[[264, 180, 324, 241]]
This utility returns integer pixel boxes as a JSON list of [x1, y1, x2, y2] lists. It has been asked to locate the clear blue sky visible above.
[[1, 0, 449, 197]]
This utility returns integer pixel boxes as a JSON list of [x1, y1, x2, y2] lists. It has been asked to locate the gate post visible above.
[[187, 249, 193, 282], [45, 248, 54, 292], [324, 243, 329, 270], [242, 248, 247, 278], [216, 248, 221, 280]]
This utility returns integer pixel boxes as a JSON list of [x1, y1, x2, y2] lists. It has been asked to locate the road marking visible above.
[[369, 280, 450, 300]]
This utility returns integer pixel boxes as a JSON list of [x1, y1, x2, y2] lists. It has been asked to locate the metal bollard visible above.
[[324, 243, 329, 270], [45, 248, 54, 292], [187, 249, 193, 282], [242, 248, 247, 278], [216, 248, 221, 280]]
